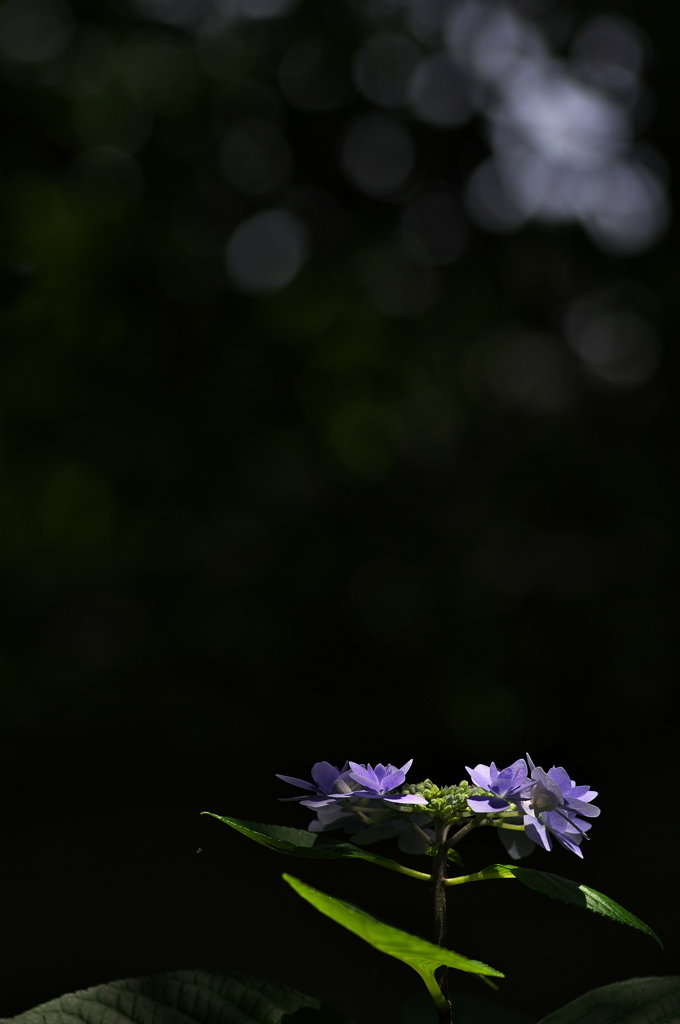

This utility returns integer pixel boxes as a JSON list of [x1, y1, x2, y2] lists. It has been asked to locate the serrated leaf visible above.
[[283, 873, 503, 1012], [536, 976, 680, 1024], [0, 969, 351, 1024], [467, 864, 662, 947], [202, 813, 430, 879]]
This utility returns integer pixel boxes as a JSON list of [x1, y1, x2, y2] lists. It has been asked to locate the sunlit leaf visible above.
[[283, 873, 503, 1012]]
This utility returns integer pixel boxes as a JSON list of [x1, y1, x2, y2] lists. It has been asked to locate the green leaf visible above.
[[457, 864, 662, 947], [536, 976, 680, 1024], [202, 813, 430, 880], [0, 970, 351, 1024], [282, 873, 503, 1013]]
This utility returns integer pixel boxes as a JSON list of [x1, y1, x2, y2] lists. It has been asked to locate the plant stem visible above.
[[446, 815, 484, 850], [431, 820, 452, 1024]]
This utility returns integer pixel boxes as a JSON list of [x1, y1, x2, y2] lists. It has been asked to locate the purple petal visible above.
[[466, 764, 492, 789], [554, 832, 584, 857], [376, 767, 407, 791], [543, 810, 570, 834], [524, 817, 552, 851], [531, 767, 564, 803], [300, 797, 337, 809], [547, 767, 572, 791], [382, 793, 427, 804], [313, 802, 355, 825], [500, 759, 531, 791], [348, 762, 380, 790], [467, 796, 511, 813], [275, 774, 318, 792], [564, 798, 600, 818], [311, 762, 342, 792]]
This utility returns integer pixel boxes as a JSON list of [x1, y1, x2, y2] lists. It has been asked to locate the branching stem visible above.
[[446, 816, 485, 850]]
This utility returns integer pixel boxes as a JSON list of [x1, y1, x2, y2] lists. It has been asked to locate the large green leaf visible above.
[[202, 813, 430, 880], [536, 976, 680, 1024], [283, 873, 503, 1012], [449, 864, 661, 947], [0, 970, 350, 1024]]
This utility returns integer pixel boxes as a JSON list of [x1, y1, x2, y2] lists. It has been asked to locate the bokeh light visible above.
[[225, 208, 308, 292], [340, 111, 415, 197]]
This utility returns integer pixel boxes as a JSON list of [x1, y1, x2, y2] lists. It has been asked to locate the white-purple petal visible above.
[[382, 793, 427, 804], [300, 796, 339, 809]]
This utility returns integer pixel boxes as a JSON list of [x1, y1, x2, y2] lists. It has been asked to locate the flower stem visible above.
[[431, 820, 452, 1024]]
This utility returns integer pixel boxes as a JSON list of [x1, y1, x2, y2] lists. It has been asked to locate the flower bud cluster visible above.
[[400, 780, 485, 824]]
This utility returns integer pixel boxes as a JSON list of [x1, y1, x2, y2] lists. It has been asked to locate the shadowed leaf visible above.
[[202, 813, 430, 879], [466, 864, 661, 947], [0, 970, 351, 1024], [537, 976, 680, 1024]]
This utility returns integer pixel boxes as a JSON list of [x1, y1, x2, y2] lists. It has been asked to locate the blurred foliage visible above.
[[1, 0, 676, 762]]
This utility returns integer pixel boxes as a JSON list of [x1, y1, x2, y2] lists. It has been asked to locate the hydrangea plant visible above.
[[8, 752, 670, 1024], [203, 754, 669, 1024]]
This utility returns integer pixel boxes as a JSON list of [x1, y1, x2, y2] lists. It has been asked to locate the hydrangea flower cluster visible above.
[[276, 760, 430, 851], [277, 754, 600, 860], [465, 755, 600, 859]]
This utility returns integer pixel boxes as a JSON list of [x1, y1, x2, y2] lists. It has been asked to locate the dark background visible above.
[[1, 0, 678, 1021]]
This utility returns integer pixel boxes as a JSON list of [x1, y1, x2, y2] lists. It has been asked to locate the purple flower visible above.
[[520, 756, 600, 858], [276, 761, 354, 808], [277, 759, 426, 840], [347, 760, 427, 806], [465, 759, 532, 813]]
